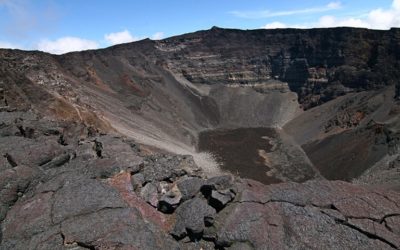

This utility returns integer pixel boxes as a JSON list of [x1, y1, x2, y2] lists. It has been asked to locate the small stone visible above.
[[201, 175, 234, 198], [140, 183, 159, 207], [209, 189, 235, 210], [158, 181, 170, 194], [177, 176, 204, 201], [131, 173, 145, 190], [158, 185, 182, 214], [204, 175, 234, 191]]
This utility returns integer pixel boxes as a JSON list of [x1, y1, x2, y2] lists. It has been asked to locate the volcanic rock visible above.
[[201, 175, 235, 203], [131, 172, 145, 190], [52, 178, 126, 224], [209, 189, 235, 210], [172, 197, 216, 240], [158, 185, 182, 213], [176, 176, 205, 201], [210, 179, 400, 249], [202, 175, 234, 191], [142, 155, 192, 183], [140, 182, 159, 207], [60, 207, 179, 250]]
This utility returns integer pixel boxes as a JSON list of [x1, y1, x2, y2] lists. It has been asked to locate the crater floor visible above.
[[198, 128, 280, 184]]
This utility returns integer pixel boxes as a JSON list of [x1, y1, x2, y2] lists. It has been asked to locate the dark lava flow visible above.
[[198, 127, 281, 184]]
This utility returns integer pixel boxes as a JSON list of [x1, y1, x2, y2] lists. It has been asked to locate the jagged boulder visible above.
[[209, 189, 235, 210], [177, 176, 205, 201], [158, 185, 182, 213], [172, 197, 216, 240], [201, 175, 236, 210], [202, 175, 234, 192]]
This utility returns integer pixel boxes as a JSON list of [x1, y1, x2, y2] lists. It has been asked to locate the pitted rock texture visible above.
[[209, 179, 400, 249], [0, 111, 188, 249], [0, 109, 399, 249]]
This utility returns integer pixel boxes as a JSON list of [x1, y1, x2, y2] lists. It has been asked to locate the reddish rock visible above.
[[107, 172, 173, 232], [347, 218, 400, 248], [212, 179, 400, 249], [2, 192, 53, 239]]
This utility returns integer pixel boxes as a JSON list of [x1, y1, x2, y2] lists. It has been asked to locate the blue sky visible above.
[[0, 0, 399, 54]]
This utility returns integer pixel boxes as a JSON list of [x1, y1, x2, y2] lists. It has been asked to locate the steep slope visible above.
[[2, 27, 400, 185]]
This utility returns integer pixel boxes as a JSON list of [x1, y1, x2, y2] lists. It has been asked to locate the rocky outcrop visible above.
[[0, 110, 185, 249], [210, 179, 400, 249], [0, 108, 398, 249]]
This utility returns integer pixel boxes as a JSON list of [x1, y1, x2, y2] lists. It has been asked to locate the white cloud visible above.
[[151, 32, 164, 40], [366, 6, 400, 29], [262, 0, 400, 30], [317, 15, 336, 27], [10, 30, 166, 54], [104, 30, 142, 45], [262, 22, 307, 29], [104, 30, 165, 44], [317, 0, 400, 29], [231, 1, 341, 19], [262, 22, 287, 29], [317, 15, 370, 28], [37, 37, 99, 54]]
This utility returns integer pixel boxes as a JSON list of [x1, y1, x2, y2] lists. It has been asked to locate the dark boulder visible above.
[[52, 178, 126, 223], [177, 176, 204, 201], [202, 175, 234, 194], [209, 189, 235, 211], [172, 197, 216, 240], [61, 207, 180, 250], [94, 135, 143, 172], [201, 175, 236, 209]]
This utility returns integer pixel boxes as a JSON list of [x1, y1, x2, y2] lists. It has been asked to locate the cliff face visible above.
[[152, 27, 400, 109], [53, 27, 400, 110]]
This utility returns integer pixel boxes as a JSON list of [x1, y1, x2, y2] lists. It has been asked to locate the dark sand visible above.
[[198, 127, 281, 184]]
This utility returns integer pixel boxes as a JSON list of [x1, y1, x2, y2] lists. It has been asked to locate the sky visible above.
[[0, 0, 399, 54]]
